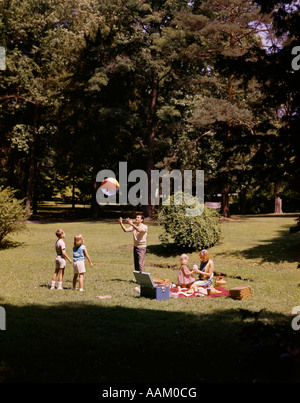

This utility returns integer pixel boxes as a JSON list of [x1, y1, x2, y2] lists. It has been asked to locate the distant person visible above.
[[50, 229, 72, 290], [190, 249, 214, 290], [72, 234, 93, 292], [119, 215, 148, 272], [177, 254, 196, 288]]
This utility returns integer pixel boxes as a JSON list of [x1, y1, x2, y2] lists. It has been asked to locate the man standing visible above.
[[119, 215, 148, 272]]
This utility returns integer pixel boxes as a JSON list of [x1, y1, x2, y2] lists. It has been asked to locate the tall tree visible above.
[[227, 0, 300, 213], [125, 0, 203, 217], [255, 0, 300, 211], [175, 0, 271, 217], [59, 0, 204, 218], [0, 0, 87, 215]]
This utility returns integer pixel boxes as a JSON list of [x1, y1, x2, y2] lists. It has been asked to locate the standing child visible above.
[[72, 234, 93, 291], [177, 254, 196, 288], [51, 229, 72, 290]]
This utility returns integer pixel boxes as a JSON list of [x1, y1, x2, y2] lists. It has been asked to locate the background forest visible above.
[[0, 0, 300, 387], [0, 0, 299, 219]]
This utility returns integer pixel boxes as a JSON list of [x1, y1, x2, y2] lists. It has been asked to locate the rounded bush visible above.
[[158, 192, 222, 251]]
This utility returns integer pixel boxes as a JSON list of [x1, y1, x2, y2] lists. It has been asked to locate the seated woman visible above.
[[177, 254, 196, 288], [191, 249, 214, 291]]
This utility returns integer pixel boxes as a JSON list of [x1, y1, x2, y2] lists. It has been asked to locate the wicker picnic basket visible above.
[[215, 276, 227, 288], [153, 272, 170, 287], [229, 285, 252, 300]]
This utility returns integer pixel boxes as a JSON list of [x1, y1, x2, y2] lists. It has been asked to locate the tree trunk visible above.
[[72, 175, 76, 210], [274, 182, 283, 214], [144, 76, 159, 218], [25, 127, 38, 218], [220, 29, 235, 219], [221, 182, 231, 218], [239, 187, 247, 214], [25, 103, 41, 217], [220, 70, 233, 219], [91, 170, 100, 220], [25, 150, 35, 217], [32, 162, 39, 215]]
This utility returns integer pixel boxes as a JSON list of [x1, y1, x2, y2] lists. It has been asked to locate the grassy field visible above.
[[0, 210, 300, 383]]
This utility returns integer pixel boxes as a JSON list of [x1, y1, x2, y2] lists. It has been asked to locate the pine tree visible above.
[[0, 0, 89, 215], [175, 0, 272, 217]]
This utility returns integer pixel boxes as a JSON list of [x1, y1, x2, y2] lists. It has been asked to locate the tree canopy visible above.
[[0, 0, 299, 218]]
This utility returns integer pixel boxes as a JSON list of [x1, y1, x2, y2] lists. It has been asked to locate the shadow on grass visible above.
[[29, 202, 146, 223], [108, 278, 136, 284], [0, 303, 299, 383], [147, 243, 197, 258], [221, 226, 300, 265], [0, 239, 25, 250]]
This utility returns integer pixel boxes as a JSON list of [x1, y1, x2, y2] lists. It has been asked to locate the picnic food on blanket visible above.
[[169, 286, 229, 298]]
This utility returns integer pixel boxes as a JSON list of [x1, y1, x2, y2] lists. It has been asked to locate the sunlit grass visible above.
[[0, 213, 299, 382]]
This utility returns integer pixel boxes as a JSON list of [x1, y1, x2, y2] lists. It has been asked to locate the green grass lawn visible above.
[[0, 212, 300, 383]]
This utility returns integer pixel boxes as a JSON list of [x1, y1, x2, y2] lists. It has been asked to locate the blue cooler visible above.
[[133, 271, 169, 300]]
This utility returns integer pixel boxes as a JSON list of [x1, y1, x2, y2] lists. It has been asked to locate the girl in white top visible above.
[[50, 229, 72, 290]]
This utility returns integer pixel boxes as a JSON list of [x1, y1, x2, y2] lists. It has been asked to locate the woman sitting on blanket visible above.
[[190, 249, 214, 292], [177, 254, 197, 288]]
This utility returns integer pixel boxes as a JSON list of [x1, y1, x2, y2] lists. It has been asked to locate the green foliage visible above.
[[0, 0, 299, 218], [158, 192, 222, 250], [0, 187, 27, 245]]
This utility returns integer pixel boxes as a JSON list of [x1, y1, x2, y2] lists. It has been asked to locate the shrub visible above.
[[0, 187, 27, 246], [158, 192, 222, 251]]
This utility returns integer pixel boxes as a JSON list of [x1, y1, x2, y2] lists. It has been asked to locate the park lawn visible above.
[[0, 213, 299, 383]]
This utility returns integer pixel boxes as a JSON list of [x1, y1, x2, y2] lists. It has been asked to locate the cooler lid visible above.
[[133, 271, 156, 288]]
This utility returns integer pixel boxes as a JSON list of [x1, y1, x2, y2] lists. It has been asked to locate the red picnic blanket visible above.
[[170, 287, 230, 298]]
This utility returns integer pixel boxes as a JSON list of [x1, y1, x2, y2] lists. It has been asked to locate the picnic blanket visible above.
[[170, 286, 230, 298]]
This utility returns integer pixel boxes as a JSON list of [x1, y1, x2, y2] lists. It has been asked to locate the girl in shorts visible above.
[[51, 229, 72, 290], [72, 234, 93, 291]]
